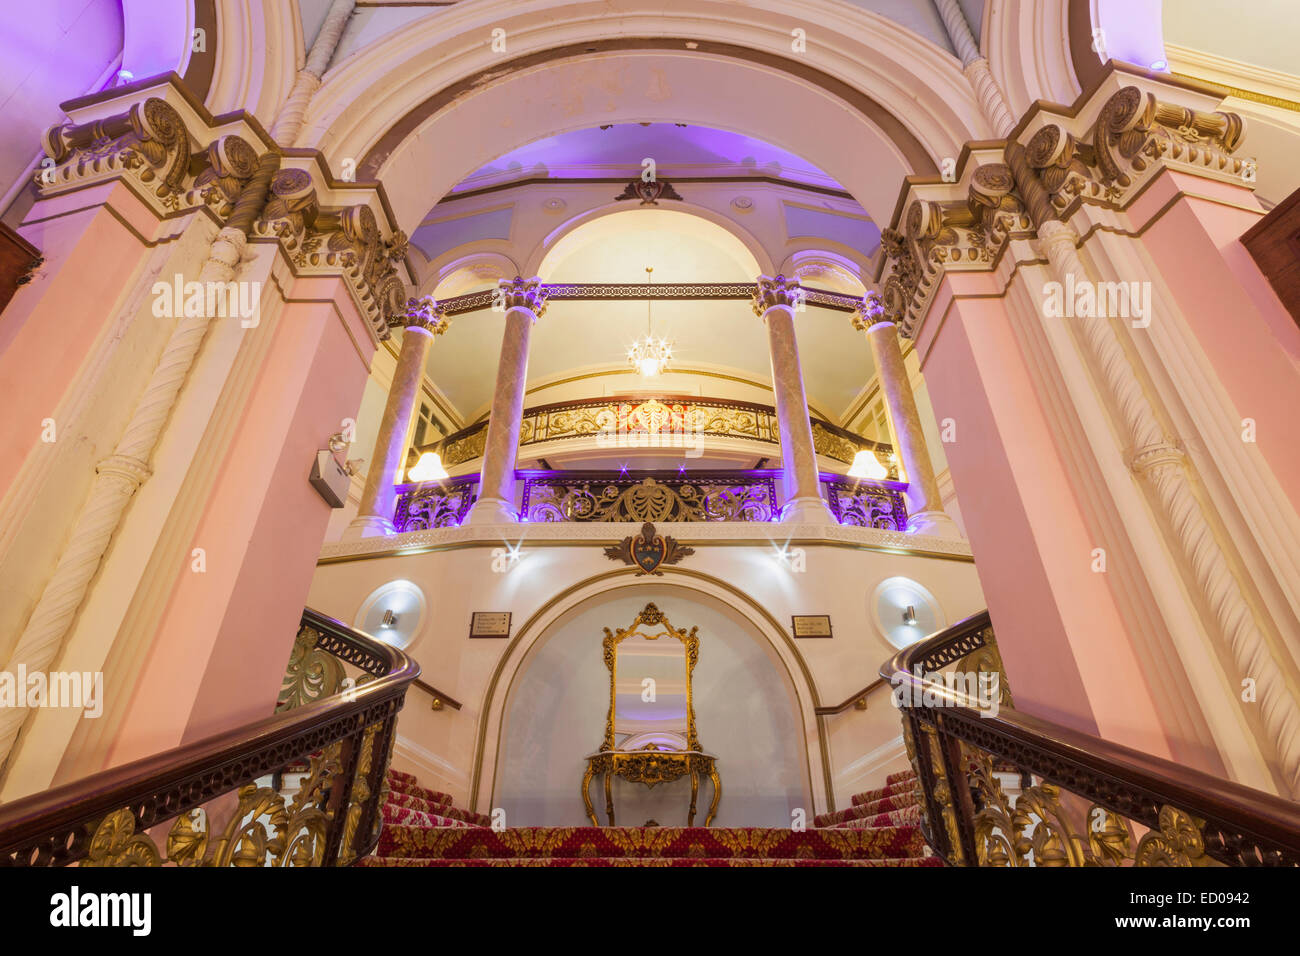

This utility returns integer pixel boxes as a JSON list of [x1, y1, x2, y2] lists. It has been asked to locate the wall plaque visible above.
[[791, 614, 833, 638], [469, 611, 512, 638]]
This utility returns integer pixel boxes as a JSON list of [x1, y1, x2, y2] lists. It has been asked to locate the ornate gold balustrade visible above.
[[882, 612, 1300, 867], [414, 395, 895, 472], [392, 469, 909, 528], [0, 609, 417, 867]]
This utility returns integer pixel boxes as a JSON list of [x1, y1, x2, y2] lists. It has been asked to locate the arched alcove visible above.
[[493, 583, 811, 826]]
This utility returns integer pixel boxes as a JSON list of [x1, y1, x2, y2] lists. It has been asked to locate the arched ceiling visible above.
[[458, 124, 844, 193], [419, 208, 874, 425]]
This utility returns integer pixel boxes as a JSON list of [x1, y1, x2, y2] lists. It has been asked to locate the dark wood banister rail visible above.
[[0, 607, 419, 867], [412, 678, 462, 711], [815, 678, 887, 716], [882, 610, 1300, 866]]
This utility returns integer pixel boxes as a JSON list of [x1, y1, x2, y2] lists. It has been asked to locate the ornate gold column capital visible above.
[[851, 292, 889, 332], [392, 295, 450, 335], [498, 276, 548, 319], [751, 274, 803, 317]]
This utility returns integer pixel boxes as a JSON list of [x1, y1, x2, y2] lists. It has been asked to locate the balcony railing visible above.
[[411, 395, 895, 473], [392, 469, 909, 531]]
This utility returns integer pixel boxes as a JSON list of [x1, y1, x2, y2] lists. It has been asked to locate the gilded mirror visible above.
[[601, 602, 700, 753]]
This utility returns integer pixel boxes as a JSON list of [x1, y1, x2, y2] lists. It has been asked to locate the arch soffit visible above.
[[298, 2, 984, 229], [521, 200, 778, 278]]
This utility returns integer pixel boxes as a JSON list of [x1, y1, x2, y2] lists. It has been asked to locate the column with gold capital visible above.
[[854, 294, 959, 537], [345, 296, 450, 539], [753, 275, 834, 524], [466, 277, 549, 525]]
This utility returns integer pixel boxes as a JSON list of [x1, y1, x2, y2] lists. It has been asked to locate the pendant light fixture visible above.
[[627, 266, 673, 378]]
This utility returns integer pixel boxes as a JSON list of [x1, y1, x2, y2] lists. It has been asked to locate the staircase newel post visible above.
[[908, 712, 954, 863], [355, 714, 399, 858], [935, 714, 980, 866], [323, 731, 362, 866]]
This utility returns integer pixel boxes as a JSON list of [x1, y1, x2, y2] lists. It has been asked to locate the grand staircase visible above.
[[360, 768, 939, 867]]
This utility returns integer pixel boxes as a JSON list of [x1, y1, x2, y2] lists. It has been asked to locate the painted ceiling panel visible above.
[[411, 207, 515, 262], [783, 204, 881, 258], [459, 124, 844, 192]]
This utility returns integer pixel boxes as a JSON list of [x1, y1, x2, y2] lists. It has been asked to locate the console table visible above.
[[581, 747, 721, 827]]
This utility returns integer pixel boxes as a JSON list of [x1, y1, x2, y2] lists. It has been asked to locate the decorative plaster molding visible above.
[[253, 166, 409, 340], [317, 518, 974, 562]]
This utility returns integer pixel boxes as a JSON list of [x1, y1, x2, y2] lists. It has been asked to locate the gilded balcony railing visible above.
[[882, 612, 1300, 866], [0, 609, 417, 867], [413, 395, 895, 473], [520, 469, 782, 522]]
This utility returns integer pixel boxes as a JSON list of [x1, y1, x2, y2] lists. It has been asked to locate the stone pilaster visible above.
[[346, 296, 450, 539], [752, 275, 834, 524], [466, 277, 548, 525]]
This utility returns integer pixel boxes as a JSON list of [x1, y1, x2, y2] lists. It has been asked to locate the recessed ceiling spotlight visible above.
[[543, 197, 566, 213], [731, 196, 754, 212]]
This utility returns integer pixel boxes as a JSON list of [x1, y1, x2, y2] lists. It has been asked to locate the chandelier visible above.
[[627, 266, 673, 377]]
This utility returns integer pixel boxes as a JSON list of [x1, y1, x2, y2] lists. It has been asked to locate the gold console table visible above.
[[582, 747, 721, 827]]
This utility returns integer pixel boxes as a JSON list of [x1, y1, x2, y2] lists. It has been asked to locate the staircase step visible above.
[[816, 790, 920, 827], [382, 803, 483, 829], [359, 854, 942, 867], [830, 804, 922, 829], [377, 824, 927, 860]]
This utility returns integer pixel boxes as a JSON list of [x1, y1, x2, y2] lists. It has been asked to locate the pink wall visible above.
[[105, 280, 374, 765], [917, 281, 1177, 761], [0, 184, 159, 498], [1131, 170, 1300, 520]]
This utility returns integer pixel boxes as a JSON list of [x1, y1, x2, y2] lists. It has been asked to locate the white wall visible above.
[[495, 586, 807, 826]]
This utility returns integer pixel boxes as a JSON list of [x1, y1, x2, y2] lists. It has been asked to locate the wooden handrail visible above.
[[814, 678, 888, 715], [412, 678, 462, 711], [882, 610, 1300, 866], [0, 607, 419, 867]]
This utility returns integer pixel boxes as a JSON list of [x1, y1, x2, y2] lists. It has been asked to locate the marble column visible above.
[[753, 276, 834, 524], [856, 296, 959, 537], [345, 296, 449, 538], [466, 277, 548, 525]]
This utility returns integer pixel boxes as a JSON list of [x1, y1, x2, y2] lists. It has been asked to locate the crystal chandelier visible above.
[[628, 266, 673, 378]]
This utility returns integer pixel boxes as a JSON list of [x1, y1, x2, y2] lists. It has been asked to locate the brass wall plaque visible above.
[[469, 611, 512, 638], [791, 614, 833, 638]]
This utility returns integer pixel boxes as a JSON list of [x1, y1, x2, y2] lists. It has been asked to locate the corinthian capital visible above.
[[497, 276, 548, 319], [393, 295, 451, 334], [851, 292, 888, 332], [751, 275, 803, 317]]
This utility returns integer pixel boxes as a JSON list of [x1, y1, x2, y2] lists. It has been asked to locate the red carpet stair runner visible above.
[[361, 768, 938, 867]]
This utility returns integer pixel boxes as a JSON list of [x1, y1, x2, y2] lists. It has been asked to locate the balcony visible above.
[[408, 395, 898, 475]]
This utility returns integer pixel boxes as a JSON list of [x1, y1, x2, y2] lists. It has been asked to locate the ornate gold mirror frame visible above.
[[601, 601, 700, 753]]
